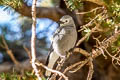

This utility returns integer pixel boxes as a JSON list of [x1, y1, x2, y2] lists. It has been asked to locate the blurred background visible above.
[[0, 0, 60, 63]]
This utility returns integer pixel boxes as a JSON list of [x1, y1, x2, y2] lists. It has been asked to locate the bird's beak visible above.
[[57, 21, 64, 24]]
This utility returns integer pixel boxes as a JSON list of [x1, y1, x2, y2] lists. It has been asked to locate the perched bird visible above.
[[45, 15, 77, 77]]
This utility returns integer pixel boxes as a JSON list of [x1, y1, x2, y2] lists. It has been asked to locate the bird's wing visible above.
[[46, 26, 61, 65], [45, 51, 59, 77], [45, 42, 54, 66], [52, 26, 63, 38], [45, 43, 59, 77], [45, 25, 64, 76]]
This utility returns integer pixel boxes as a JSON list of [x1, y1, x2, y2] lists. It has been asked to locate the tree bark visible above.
[[15, 3, 66, 21]]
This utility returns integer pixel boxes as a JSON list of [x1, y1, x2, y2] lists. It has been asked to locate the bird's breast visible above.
[[52, 26, 77, 56]]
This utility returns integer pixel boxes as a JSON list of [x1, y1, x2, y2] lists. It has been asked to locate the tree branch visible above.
[[1, 35, 20, 65], [15, 2, 66, 21], [31, 0, 43, 80]]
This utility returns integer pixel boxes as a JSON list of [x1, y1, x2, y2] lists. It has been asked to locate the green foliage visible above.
[[79, 0, 120, 52], [98, 2, 120, 52], [65, 0, 83, 11], [82, 28, 91, 42], [101, 1, 120, 36], [92, 1, 120, 31], [108, 2, 120, 17], [0, 71, 37, 80], [102, 0, 110, 4], [0, 73, 21, 80], [110, 37, 120, 54], [0, 0, 23, 9], [103, 0, 120, 4], [0, 71, 47, 80], [114, 37, 120, 46]]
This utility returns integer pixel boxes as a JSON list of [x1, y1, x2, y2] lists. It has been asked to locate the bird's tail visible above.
[[45, 51, 59, 77]]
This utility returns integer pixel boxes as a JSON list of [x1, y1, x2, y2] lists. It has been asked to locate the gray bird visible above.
[[45, 15, 77, 77]]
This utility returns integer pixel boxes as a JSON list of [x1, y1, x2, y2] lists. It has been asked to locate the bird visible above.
[[45, 15, 77, 77]]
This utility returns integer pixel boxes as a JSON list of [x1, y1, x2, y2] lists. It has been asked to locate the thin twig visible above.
[[49, 57, 66, 80], [58, 59, 89, 80], [76, 7, 104, 14], [49, 51, 74, 80], [92, 36, 108, 59], [92, 30, 120, 58], [104, 47, 120, 61], [23, 45, 32, 60], [1, 35, 19, 65], [66, 59, 88, 74], [36, 62, 68, 80], [69, 59, 88, 73], [31, 0, 43, 80], [78, 9, 107, 32], [76, 27, 97, 46], [73, 48, 90, 57], [87, 57, 94, 80]]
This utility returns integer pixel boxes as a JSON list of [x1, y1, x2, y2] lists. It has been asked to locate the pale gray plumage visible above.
[[45, 15, 77, 76]]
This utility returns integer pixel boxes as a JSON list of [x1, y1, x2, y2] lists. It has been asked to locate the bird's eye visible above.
[[65, 20, 68, 23]]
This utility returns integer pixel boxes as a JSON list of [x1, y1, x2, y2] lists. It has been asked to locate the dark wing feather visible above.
[[46, 24, 62, 65], [45, 42, 54, 65]]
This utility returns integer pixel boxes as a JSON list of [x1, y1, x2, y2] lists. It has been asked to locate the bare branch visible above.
[[73, 48, 90, 57], [31, 0, 43, 80], [23, 45, 32, 60], [15, 2, 65, 21], [35, 62, 68, 80], [78, 9, 107, 32], [1, 35, 20, 65], [92, 30, 120, 58], [49, 58, 66, 80], [76, 7, 104, 14], [76, 27, 97, 46], [69, 59, 88, 73], [87, 56, 94, 80]]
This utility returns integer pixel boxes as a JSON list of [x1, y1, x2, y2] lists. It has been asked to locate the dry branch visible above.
[[23, 45, 32, 60], [31, 0, 43, 80], [36, 62, 68, 80], [87, 56, 94, 80], [78, 8, 107, 32], [59, 30, 120, 80], [92, 30, 120, 58], [49, 57, 67, 80], [76, 7, 104, 14], [73, 48, 90, 57], [15, 2, 66, 21], [1, 36, 20, 65]]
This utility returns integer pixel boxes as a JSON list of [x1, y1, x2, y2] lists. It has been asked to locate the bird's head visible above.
[[58, 15, 75, 27]]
